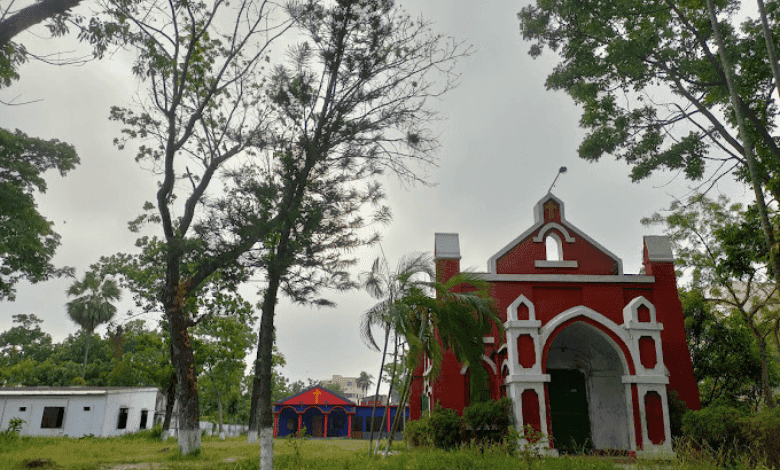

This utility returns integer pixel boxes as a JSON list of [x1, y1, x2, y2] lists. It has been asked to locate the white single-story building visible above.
[[0, 387, 159, 437]]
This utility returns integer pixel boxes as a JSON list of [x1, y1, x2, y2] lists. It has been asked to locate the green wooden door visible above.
[[549, 369, 592, 453]]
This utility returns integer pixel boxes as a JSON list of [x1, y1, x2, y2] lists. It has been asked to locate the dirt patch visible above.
[[23, 459, 55, 469]]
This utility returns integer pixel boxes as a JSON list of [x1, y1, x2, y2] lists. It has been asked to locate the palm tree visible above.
[[360, 253, 434, 454], [356, 371, 374, 398], [381, 270, 501, 456], [66, 272, 122, 376]]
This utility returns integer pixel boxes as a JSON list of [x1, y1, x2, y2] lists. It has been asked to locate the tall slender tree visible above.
[[65, 272, 121, 376]]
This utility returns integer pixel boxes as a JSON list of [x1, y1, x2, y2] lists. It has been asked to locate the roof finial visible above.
[[547, 166, 567, 194]]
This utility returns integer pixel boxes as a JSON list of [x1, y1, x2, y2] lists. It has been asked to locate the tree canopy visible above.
[[518, 0, 780, 196], [0, 128, 78, 300]]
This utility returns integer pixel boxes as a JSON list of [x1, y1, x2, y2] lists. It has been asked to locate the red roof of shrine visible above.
[[276, 386, 355, 406]]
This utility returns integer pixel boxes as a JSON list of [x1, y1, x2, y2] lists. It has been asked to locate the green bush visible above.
[[681, 405, 748, 451], [404, 414, 433, 448], [463, 397, 513, 445], [740, 407, 780, 469], [428, 404, 463, 450]]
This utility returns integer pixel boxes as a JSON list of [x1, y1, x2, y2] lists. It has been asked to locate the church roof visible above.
[[486, 193, 624, 276], [276, 386, 356, 406]]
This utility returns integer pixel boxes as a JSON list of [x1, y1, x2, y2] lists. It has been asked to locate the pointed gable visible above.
[[278, 386, 355, 406], [487, 194, 623, 276]]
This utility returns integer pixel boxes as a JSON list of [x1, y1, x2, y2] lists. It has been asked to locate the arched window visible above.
[[545, 233, 562, 261]]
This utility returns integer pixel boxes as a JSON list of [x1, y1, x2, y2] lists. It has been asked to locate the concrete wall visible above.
[[0, 389, 158, 438]]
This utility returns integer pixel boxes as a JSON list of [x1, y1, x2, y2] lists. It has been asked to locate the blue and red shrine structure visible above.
[[273, 386, 408, 438]]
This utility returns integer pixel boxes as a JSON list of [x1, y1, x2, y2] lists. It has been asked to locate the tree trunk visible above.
[[0, 0, 83, 47], [373, 334, 399, 455], [168, 302, 202, 453], [258, 267, 282, 470], [757, 334, 774, 407], [216, 388, 225, 440], [756, 0, 780, 101], [82, 331, 90, 377], [368, 326, 390, 455], [707, 0, 779, 409], [247, 374, 261, 443], [383, 367, 414, 456], [162, 371, 176, 434]]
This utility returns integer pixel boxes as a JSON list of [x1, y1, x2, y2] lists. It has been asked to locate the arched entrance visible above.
[[545, 321, 630, 453], [277, 407, 299, 437], [327, 407, 348, 437], [302, 407, 325, 437]]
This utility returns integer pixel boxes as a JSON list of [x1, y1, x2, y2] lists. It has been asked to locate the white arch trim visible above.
[[623, 296, 657, 325], [460, 355, 498, 375], [539, 305, 632, 375], [507, 294, 536, 322], [533, 222, 575, 243]]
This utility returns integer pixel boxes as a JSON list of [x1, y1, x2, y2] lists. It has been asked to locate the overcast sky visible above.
[[0, 0, 752, 395]]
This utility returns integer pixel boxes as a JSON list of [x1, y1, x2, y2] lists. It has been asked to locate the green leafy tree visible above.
[[681, 288, 773, 407], [65, 272, 122, 377], [194, 305, 255, 438], [0, 128, 78, 300], [242, 3, 469, 468], [644, 194, 779, 407], [0, 314, 53, 365], [102, 0, 297, 454]]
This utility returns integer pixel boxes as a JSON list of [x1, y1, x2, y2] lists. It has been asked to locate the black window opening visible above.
[[18, 407, 26, 412], [140, 410, 148, 429], [40, 407, 64, 429], [351, 416, 363, 432], [83, 406, 90, 411], [117, 407, 129, 430]]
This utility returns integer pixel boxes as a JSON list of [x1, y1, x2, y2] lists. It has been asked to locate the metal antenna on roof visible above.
[[547, 166, 568, 194]]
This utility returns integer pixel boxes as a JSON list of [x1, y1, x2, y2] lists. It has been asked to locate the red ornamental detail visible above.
[[521, 389, 541, 438], [517, 303, 530, 321], [637, 305, 651, 322], [639, 336, 657, 369], [518, 335, 536, 368], [645, 391, 665, 445]]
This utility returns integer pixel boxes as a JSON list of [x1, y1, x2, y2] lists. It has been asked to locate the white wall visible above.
[[0, 389, 158, 438]]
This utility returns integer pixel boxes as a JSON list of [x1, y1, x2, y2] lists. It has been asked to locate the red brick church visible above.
[[410, 194, 700, 457]]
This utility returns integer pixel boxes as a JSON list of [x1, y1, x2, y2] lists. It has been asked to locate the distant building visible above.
[[0, 386, 158, 437], [359, 394, 387, 406], [321, 375, 365, 401], [273, 386, 408, 439]]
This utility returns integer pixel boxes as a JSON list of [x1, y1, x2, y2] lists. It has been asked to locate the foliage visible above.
[[681, 288, 772, 407], [462, 397, 513, 444], [740, 408, 780, 469], [428, 405, 463, 450], [518, 0, 780, 194], [645, 194, 780, 407], [0, 314, 53, 365], [404, 413, 434, 448], [682, 405, 748, 452], [0, 127, 78, 300]]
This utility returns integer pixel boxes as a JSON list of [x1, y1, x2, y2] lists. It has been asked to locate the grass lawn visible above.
[[2, 433, 716, 470]]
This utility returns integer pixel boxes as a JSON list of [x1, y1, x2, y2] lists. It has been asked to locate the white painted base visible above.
[[178, 429, 202, 455], [636, 450, 676, 460], [247, 430, 258, 444], [260, 427, 273, 470], [161, 430, 172, 441], [219, 431, 226, 440]]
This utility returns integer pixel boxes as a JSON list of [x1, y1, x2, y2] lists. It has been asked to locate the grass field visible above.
[[0, 433, 628, 470], [4, 433, 761, 470]]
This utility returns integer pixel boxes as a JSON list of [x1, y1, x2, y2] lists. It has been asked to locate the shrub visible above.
[[463, 397, 513, 445], [667, 389, 689, 439], [428, 404, 463, 450], [681, 405, 747, 451], [404, 414, 433, 448], [740, 408, 780, 469]]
